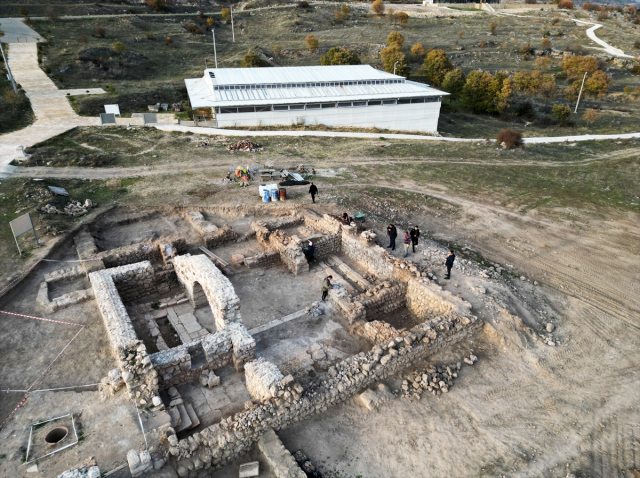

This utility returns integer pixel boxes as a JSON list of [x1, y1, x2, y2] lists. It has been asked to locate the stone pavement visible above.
[[0, 30, 104, 177]]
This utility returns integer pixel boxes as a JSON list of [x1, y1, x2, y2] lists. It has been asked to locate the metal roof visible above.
[[186, 68, 448, 109], [205, 65, 399, 86]]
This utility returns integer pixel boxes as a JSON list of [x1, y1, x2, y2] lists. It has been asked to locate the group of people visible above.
[[387, 223, 456, 279], [387, 224, 421, 258]]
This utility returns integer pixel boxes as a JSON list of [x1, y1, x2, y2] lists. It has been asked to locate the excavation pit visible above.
[[44, 427, 69, 445]]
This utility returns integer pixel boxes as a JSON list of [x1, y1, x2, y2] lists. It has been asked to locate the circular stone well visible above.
[[44, 426, 69, 445]]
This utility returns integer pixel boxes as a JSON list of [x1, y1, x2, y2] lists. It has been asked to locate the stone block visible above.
[[239, 461, 260, 477]]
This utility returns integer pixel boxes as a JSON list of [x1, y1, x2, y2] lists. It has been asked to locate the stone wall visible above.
[[183, 210, 236, 249], [359, 320, 400, 345], [252, 222, 308, 276], [310, 234, 341, 260], [257, 429, 306, 478], [245, 249, 281, 268], [406, 279, 469, 319], [114, 264, 178, 303], [89, 263, 145, 352], [150, 322, 255, 389], [74, 226, 104, 273], [168, 313, 482, 474], [173, 255, 241, 330], [303, 211, 343, 236], [100, 235, 187, 268], [245, 358, 284, 401]]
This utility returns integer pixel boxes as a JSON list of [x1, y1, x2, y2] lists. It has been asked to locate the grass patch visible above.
[[0, 61, 34, 134]]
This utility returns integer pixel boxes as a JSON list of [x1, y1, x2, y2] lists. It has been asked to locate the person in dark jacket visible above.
[[444, 250, 456, 279], [304, 241, 315, 263], [321, 275, 333, 301], [409, 226, 420, 253], [387, 224, 397, 251], [309, 183, 318, 203]]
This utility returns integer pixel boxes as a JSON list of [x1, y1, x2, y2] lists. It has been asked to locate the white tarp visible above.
[[104, 104, 121, 116]]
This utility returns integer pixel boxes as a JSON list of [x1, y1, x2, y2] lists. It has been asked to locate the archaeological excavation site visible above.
[[0, 202, 550, 478]]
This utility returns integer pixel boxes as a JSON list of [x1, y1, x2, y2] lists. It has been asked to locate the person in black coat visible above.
[[309, 183, 318, 203], [387, 224, 397, 251], [409, 226, 420, 253], [304, 241, 315, 263], [445, 250, 456, 279]]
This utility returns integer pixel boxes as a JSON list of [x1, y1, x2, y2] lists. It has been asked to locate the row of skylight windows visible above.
[[216, 97, 440, 114], [212, 79, 405, 91]]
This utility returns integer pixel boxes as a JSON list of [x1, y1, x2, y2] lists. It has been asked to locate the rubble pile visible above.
[[226, 139, 264, 152], [305, 301, 325, 318], [401, 362, 463, 399], [41, 199, 94, 217]]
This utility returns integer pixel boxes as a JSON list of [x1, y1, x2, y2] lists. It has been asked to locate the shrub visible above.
[[95, 27, 106, 38], [81, 35, 88, 44], [297, 1, 309, 8], [541, 38, 551, 49], [320, 47, 361, 66], [525, 0, 536, 4], [421, 49, 453, 86], [558, 0, 574, 10], [19, 7, 29, 16], [241, 50, 268, 68], [221, 8, 231, 24], [489, 22, 498, 35], [535, 56, 551, 70], [45, 7, 59, 22], [597, 11, 609, 21], [341, 5, 351, 16], [582, 108, 599, 123], [552, 103, 571, 125], [497, 129, 523, 149], [516, 101, 537, 120], [387, 30, 404, 48], [410, 42, 425, 60], [372, 0, 385, 16], [111, 41, 127, 55], [395, 12, 409, 25], [305, 34, 319, 52], [144, 0, 166, 11], [633, 39, 640, 49]]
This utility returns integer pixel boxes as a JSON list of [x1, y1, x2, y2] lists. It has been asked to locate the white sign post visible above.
[[9, 213, 39, 255]]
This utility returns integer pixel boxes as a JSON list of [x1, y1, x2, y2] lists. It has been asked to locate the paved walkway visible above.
[[0, 40, 103, 177]]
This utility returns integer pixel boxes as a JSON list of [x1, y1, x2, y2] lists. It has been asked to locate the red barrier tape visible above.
[[0, 310, 84, 327]]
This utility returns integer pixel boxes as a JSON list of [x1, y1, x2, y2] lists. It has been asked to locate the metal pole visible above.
[[0, 43, 18, 94], [393, 60, 399, 75], [213, 30, 218, 68], [574, 71, 587, 113], [231, 6, 235, 42]]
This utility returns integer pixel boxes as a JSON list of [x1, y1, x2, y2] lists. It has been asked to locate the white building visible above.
[[185, 65, 448, 132]]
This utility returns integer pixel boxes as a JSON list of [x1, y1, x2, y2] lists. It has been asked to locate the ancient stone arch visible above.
[[172, 254, 241, 331]]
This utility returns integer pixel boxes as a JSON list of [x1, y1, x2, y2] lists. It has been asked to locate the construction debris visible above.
[[41, 199, 95, 217], [226, 139, 263, 152]]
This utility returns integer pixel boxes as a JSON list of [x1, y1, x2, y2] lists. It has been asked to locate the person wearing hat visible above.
[[304, 241, 315, 263]]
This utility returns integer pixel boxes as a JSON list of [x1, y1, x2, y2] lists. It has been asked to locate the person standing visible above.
[[309, 183, 318, 203], [321, 275, 333, 301], [403, 232, 411, 258], [304, 241, 315, 263], [444, 250, 456, 280], [387, 224, 397, 251], [410, 226, 420, 253]]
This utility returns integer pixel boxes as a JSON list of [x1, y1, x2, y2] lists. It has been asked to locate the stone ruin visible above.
[[25, 205, 484, 478]]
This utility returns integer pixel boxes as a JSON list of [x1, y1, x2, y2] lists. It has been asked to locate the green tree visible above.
[[386, 30, 404, 48], [382, 49, 410, 77], [144, 0, 166, 11], [320, 47, 361, 66], [441, 69, 466, 102], [371, 0, 385, 16], [421, 49, 453, 86], [461, 70, 512, 114], [552, 103, 571, 125], [395, 12, 409, 25], [241, 50, 268, 68], [111, 41, 127, 55], [305, 34, 319, 52]]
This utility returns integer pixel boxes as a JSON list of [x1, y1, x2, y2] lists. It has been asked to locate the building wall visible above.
[[216, 102, 443, 132]]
